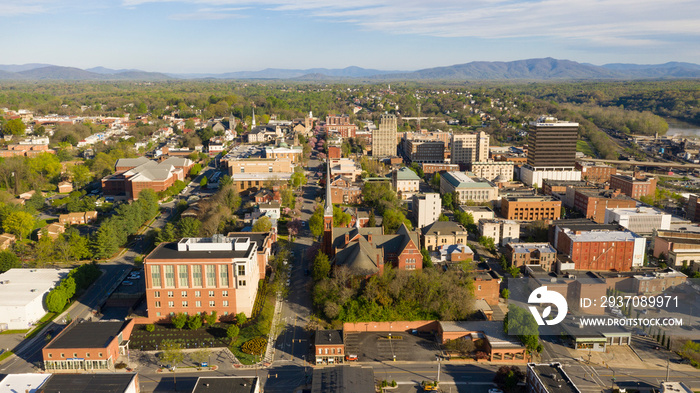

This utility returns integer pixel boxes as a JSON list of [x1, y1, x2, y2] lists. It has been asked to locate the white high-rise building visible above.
[[412, 193, 442, 229], [372, 113, 398, 157]]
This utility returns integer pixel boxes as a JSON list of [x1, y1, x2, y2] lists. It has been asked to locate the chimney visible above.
[[367, 233, 373, 243], [633, 170, 641, 179], [345, 233, 350, 245]]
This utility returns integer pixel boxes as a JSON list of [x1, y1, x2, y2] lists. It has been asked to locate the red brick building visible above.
[[421, 163, 460, 175], [473, 264, 502, 306], [609, 173, 657, 199], [43, 320, 135, 371], [555, 229, 645, 271], [327, 146, 342, 159], [329, 175, 362, 205], [103, 157, 193, 200], [572, 188, 636, 223], [575, 162, 617, 184], [325, 114, 357, 138]]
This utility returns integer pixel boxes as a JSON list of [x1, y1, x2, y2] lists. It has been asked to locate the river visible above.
[[666, 118, 700, 138]]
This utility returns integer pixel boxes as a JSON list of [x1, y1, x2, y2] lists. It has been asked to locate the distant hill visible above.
[[1, 59, 700, 81]]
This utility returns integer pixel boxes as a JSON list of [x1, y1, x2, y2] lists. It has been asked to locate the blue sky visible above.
[[1, 0, 699, 73]]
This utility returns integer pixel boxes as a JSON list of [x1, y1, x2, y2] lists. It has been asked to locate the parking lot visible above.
[[344, 332, 441, 362]]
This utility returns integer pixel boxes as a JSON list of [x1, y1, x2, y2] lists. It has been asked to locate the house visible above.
[[421, 221, 469, 251], [253, 189, 282, 204], [257, 202, 281, 220], [43, 320, 135, 372], [329, 175, 362, 205], [57, 181, 73, 193], [438, 244, 474, 264], [0, 233, 16, 250], [59, 211, 98, 225], [227, 232, 274, 280], [18, 190, 36, 200], [39, 223, 66, 240], [314, 330, 345, 365]]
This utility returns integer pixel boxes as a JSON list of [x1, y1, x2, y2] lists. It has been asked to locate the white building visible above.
[[393, 167, 421, 200], [412, 193, 441, 229], [440, 172, 498, 204], [459, 205, 495, 221], [520, 166, 582, 188], [0, 374, 52, 393], [478, 219, 521, 246], [469, 161, 514, 181], [604, 207, 671, 236], [0, 269, 70, 330]]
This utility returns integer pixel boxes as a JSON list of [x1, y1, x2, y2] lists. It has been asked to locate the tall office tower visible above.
[[451, 131, 489, 165], [521, 116, 581, 187], [372, 113, 398, 157]]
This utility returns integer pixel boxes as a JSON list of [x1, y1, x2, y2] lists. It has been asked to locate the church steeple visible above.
[[323, 159, 334, 256], [252, 107, 256, 128]]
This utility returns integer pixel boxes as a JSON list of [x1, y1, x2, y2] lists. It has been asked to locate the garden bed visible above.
[[130, 323, 230, 351]]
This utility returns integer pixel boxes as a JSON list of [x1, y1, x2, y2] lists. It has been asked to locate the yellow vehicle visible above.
[[421, 381, 439, 391]]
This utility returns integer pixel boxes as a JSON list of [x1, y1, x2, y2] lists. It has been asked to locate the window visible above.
[[181, 291, 187, 298], [99, 353, 103, 357], [178, 265, 189, 287], [151, 265, 161, 288], [206, 265, 216, 287], [195, 291, 201, 297], [238, 280, 246, 287], [167, 291, 173, 298], [209, 300, 215, 307], [208, 291, 215, 297], [86, 353, 90, 358], [478, 285, 482, 290], [196, 301, 201, 307], [73, 353, 78, 358], [223, 300, 229, 307], [222, 291, 228, 297], [237, 265, 246, 276], [219, 265, 229, 287], [61, 353, 65, 358], [168, 301, 174, 308], [157, 312, 161, 317], [182, 301, 188, 307], [192, 265, 202, 287], [155, 301, 161, 308], [48, 353, 52, 358], [164, 265, 175, 287], [154, 291, 160, 298]]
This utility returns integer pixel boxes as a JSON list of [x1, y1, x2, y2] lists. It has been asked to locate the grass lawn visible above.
[[0, 329, 29, 335], [576, 140, 596, 157], [0, 351, 14, 363]]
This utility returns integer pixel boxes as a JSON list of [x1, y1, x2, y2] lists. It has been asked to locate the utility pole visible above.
[[436, 356, 441, 382], [666, 358, 670, 382]]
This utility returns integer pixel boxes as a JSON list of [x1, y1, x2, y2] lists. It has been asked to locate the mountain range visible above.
[[1, 58, 699, 81]]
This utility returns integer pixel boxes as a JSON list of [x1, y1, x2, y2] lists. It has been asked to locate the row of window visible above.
[[47, 351, 103, 359], [151, 264, 243, 289], [317, 348, 343, 355], [154, 290, 230, 298], [45, 359, 110, 370], [155, 300, 229, 308]]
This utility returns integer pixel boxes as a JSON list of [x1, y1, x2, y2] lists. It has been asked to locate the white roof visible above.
[[606, 207, 668, 216], [0, 269, 70, 307], [563, 229, 640, 243], [0, 373, 51, 393]]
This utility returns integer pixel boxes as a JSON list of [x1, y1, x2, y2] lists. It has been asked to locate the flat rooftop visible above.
[[0, 269, 70, 307], [439, 320, 524, 349], [314, 329, 343, 346], [37, 373, 137, 393], [311, 365, 375, 393], [46, 320, 130, 349], [508, 243, 556, 254], [606, 207, 667, 216], [192, 377, 258, 393], [146, 239, 256, 261], [0, 374, 51, 393], [563, 229, 640, 243]]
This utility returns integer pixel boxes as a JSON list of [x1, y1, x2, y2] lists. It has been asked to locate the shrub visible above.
[[235, 312, 247, 326], [187, 315, 203, 330], [241, 337, 266, 355], [226, 325, 240, 340], [146, 324, 155, 333], [115, 362, 127, 369]]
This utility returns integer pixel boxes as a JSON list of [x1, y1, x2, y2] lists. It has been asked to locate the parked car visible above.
[[122, 281, 133, 286]]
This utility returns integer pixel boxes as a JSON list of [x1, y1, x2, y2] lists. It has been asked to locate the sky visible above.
[[0, 0, 699, 74]]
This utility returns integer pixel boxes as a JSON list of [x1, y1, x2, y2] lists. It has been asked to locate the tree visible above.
[[504, 304, 540, 352], [3, 211, 35, 239], [171, 313, 188, 330], [46, 288, 68, 313], [189, 163, 202, 176], [146, 324, 156, 332], [91, 223, 118, 259], [478, 236, 496, 251], [421, 248, 432, 268], [70, 164, 92, 189], [4, 118, 26, 135], [333, 205, 351, 227], [431, 173, 441, 189], [444, 337, 476, 357], [0, 251, 19, 273], [438, 214, 449, 221], [177, 217, 201, 237], [309, 206, 325, 239], [157, 223, 179, 243], [203, 311, 217, 325], [158, 341, 185, 368], [442, 192, 453, 208], [25, 191, 45, 211], [200, 176, 208, 188], [312, 251, 331, 281], [290, 171, 307, 189], [287, 219, 302, 239], [190, 349, 210, 366], [368, 210, 376, 227], [226, 324, 240, 341], [501, 288, 510, 300], [235, 312, 247, 326], [382, 209, 412, 234], [187, 314, 203, 330], [252, 216, 272, 232], [494, 365, 526, 393]]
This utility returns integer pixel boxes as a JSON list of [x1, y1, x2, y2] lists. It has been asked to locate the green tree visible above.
[[501, 288, 510, 300], [177, 217, 201, 237], [187, 314, 203, 330], [504, 304, 540, 352], [333, 205, 351, 227], [442, 192, 453, 208], [25, 191, 45, 211], [226, 324, 240, 340], [190, 349, 210, 366], [4, 118, 26, 135], [189, 163, 202, 176], [45, 288, 68, 313], [59, 276, 77, 298], [91, 223, 118, 259], [0, 251, 20, 273], [218, 175, 233, 189], [146, 324, 155, 332], [312, 251, 331, 281], [235, 312, 247, 326], [157, 223, 179, 243], [290, 171, 307, 189], [368, 210, 376, 227], [438, 214, 449, 221], [252, 216, 272, 232], [421, 248, 432, 268], [3, 211, 35, 239], [382, 209, 412, 234], [309, 206, 325, 239], [70, 165, 92, 189], [203, 311, 217, 325], [171, 313, 188, 330], [158, 341, 185, 368], [200, 176, 208, 188], [137, 189, 160, 219]]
